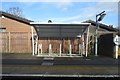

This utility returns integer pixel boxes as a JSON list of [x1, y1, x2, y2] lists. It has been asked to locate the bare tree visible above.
[[6, 7, 23, 17]]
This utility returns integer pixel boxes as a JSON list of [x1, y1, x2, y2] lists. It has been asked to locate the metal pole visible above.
[[38, 45, 39, 55], [69, 44, 72, 56], [31, 27, 34, 56], [82, 35, 85, 55], [86, 26, 89, 57], [35, 36, 38, 55], [49, 44, 52, 56], [95, 15, 98, 56], [79, 44, 80, 55], [60, 44, 62, 56], [95, 11, 106, 56]]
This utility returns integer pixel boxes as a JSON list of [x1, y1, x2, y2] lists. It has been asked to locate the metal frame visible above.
[[31, 22, 91, 57], [31, 27, 34, 56], [82, 34, 85, 56], [85, 26, 90, 57]]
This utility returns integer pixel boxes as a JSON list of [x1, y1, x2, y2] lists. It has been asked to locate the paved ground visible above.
[[2, 57, 119, 66], [2, 53, 120, 66], [1, 53, 120, 77]]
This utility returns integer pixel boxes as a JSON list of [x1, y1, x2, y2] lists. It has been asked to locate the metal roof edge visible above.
[[30, 22, 91, 25]]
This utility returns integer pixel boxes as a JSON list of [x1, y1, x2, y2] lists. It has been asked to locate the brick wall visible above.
[[37, 37, 83, 54]]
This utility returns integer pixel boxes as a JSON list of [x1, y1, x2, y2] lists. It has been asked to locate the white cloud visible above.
[[49, 13, 95, 22], [2, 0, 119, 11], [48, 2, 118, 23], [54, 0, 73, 10]]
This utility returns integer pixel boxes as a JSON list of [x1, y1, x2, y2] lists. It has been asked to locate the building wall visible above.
[[0, 16, 36, 53], [0, 17, 31, 32], [98, 33, 115, 58]]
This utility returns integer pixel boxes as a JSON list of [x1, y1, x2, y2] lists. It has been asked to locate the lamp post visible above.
[[95, 11, 106, 56]]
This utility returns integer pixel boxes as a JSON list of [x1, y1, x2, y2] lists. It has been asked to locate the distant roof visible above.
[[82, 19, 118, 32], [0, 10, 33, 25]]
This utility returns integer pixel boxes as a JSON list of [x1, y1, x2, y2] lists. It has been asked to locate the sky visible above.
[[0, 0, 119, 27]]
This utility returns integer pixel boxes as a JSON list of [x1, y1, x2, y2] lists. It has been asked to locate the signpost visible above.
[[113, 35, 120, 59]]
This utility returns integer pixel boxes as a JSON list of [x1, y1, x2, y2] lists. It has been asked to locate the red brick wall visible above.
[[0, 16, 36, 53], [38, 38, 83, 54], [0, 17, 33, 32]]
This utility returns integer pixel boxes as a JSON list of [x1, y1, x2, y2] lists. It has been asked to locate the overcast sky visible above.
[[1, 0, 119, 27]]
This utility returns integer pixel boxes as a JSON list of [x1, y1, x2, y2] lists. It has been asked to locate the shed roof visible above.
[[30, 22, 91, 38]]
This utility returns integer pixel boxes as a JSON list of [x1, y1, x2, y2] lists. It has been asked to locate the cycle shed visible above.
[[30, 22, 91, 57]]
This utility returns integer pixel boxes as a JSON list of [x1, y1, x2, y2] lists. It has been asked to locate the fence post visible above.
[[9, 32, 10, 53], [28, 32, 30, 53], [6, 33, 8, 52]]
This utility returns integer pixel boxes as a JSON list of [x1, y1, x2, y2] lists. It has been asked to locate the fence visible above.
[[0, 32, 32, 53], [0, 32, 95, 54]]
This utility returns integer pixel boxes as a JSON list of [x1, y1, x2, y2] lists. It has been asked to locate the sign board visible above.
[[113, 35, 120, 45], [118, 37, 120, 45]]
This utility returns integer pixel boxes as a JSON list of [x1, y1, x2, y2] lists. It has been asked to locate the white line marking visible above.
[[1, 74, 119, 77], [43, 57, 54, 60], [41, 62, 53, 66]]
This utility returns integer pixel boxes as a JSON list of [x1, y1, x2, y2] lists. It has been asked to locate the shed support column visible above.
[[85, 27, 89, 57], [35, 36, 38, 55], [59, 44, 62, 56], [49, 44, 52, 56], [95, 29, 98, 56], [31, 27, 34, 56], [79, 44, 80, 55], [69, 44, 72, 56], [82, 35, 85, 56]]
